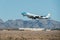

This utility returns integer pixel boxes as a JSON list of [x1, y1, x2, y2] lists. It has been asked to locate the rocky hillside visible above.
[[0, 19, 60, 29]]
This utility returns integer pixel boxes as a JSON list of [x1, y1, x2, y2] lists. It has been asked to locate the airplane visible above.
[[21, 12, 51, 19]]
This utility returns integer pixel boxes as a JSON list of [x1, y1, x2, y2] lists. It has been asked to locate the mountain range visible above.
[[0, 19, 60, 29]]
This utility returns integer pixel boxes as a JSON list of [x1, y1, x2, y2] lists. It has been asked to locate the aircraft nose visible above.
[[21, 12, 27, 16]]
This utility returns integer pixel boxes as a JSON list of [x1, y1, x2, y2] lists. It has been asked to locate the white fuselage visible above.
[[22, 12, 51, 19]]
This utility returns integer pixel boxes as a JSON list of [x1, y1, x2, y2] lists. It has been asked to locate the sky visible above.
[[0, 0, 60, 21]]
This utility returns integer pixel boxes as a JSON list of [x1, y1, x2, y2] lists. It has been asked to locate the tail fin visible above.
[[46, 13, 51, 18], [21, 12, 27, 16]]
